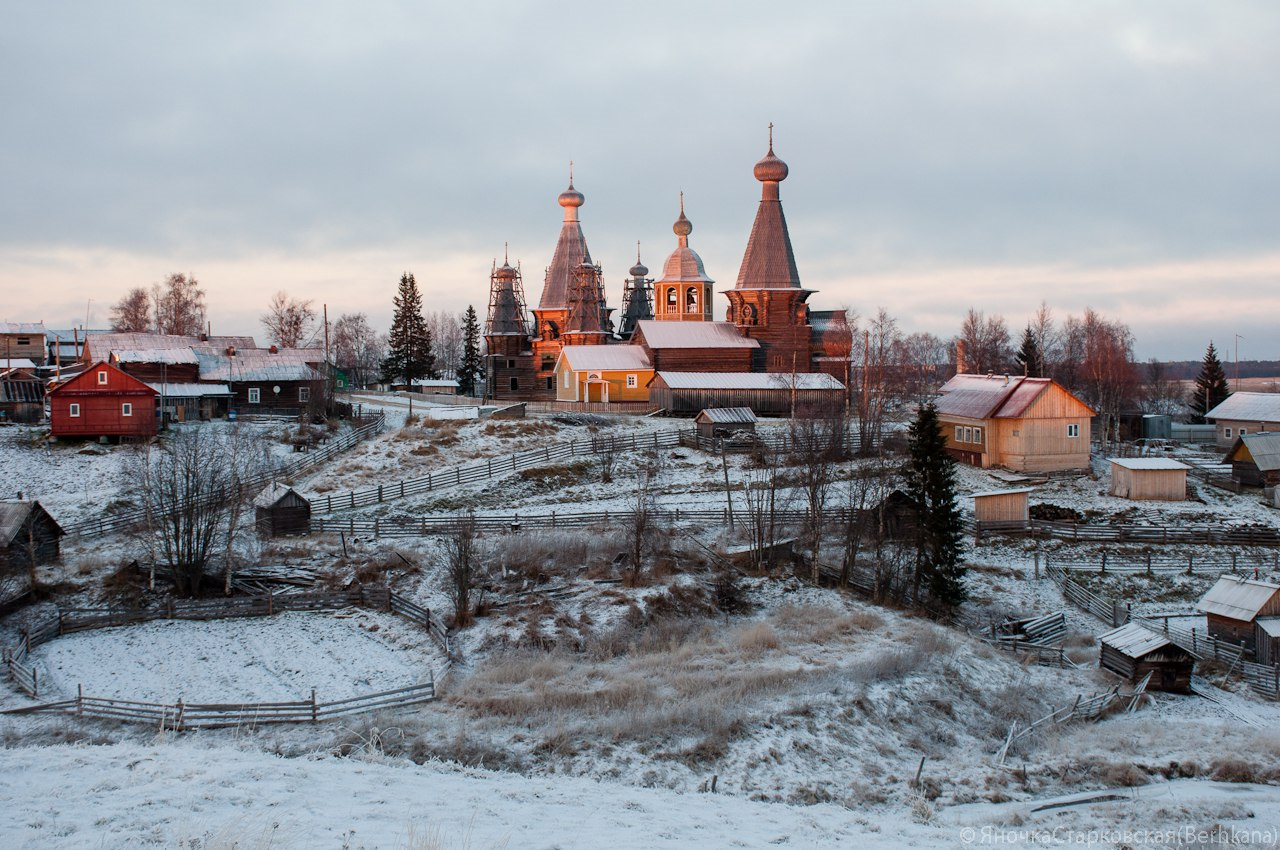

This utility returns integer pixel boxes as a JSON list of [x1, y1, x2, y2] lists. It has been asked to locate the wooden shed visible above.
[[1108, 458, 1188, 501], [1255, 618, 1280, 666], [1098, 622, 1193, 693], [1197, 575, 1280, 654], [254, 484, 311, 537], [1223, 432, 1280, 488], [0, 500, 65, 570], [649, 371, 845, 417], [971, 488, 1032, 523], [0, 370, 45, 424], [695, 407, 758, 439]]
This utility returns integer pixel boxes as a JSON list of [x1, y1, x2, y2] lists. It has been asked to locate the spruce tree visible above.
[[457, 305, 484, 397], [1188, 341, 1230, 423], [381, 272, 435, 385], [904, 403, 966, 611], [1014, 324, 1044, 378]]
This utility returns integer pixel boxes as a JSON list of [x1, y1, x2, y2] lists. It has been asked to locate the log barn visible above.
[[1197, 575, 1280, 654], [254, 484, 312, 537], [694, 407, 757, 439], [1098, 622, 1193, 693], [1108, 458, 1189, 501], [0, 322, 48, 366], [1223, 432, 1280, 488], [0, 500, 64, 570], [49, 360, 158, 439], [647, 371, 845, 416]]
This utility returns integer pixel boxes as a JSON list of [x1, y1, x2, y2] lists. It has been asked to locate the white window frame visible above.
[[69, 403, 80, 418], [97, 370, 108, 385], [121, 402, 132, 417], [1224, 427, 1232, 439], [1067, 423, 1079, 438], [626, 374, 637, 388], [248, 387, 261, 404], [1239, 427, 1247, 436], [298, 386, 310, 403], [973, 426, 982, 445], [954, 426, 963, 443]]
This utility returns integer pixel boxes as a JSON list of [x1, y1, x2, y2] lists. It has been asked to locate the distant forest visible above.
[[1155, 360, 1280, 380]]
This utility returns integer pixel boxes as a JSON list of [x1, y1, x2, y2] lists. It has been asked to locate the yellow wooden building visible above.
[[936, 374, 1094, 472], [553, 345, 654, 403]]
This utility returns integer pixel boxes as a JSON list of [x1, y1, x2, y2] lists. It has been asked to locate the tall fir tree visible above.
[[903, 403, 966, 611], [457, 305, 484, 397], [1188, 341, 1230, 424], [381, 272, 437, 384], [1014, 324, 1044, 378]]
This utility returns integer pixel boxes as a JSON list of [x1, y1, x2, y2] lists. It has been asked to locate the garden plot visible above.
[[30, 609, 441, 704]]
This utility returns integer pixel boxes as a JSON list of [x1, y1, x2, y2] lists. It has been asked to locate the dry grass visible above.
[[733, 622, 781, 656]]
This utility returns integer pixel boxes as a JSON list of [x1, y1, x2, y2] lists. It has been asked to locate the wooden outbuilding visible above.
[[0, 370, 45, 424], [1098, 622, 1193, 693], [1108, 458, 1189, 501], [0, 322, 48, 366], [254, 484, 311, 537], [648, 371, 845, 416], [49, 360, 158, 439], [695, 407, 757, 439], [1197, 575, 1280, 654], [1256, 618, 1280, 666], [1223, 432, 1280, 488], [0, 500, 64, 570], [971, 488, 1032, 523]]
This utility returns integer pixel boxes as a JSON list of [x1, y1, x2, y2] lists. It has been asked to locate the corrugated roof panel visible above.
[[1206, 392, 1280, 423], [560, 345, 652, 372], [146, 382, 234, 397], [1100, 622, 1175, 657], [111, 348, 200, 365], [656, 371, 844, 390], [696, 407, 757, 424], [1234, 432, 1280, 472], [1198, 575, 1280, 621], [993, 379, 1051, 418]]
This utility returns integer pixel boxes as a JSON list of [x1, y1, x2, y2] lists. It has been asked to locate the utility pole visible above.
[[1234, 333, 1244, 392]]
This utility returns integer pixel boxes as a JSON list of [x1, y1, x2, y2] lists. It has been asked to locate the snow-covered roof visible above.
[[695, 407, 757, 424], [935, 374, 1093, 421], [633, 321, 759, 349], [1226, 432, 1280, 471], [253, 483, 304, 509], [1206, 392, 1280, 423], [655, 371, 844, 390], [1099, 623, 1178, 658], [1108, 458, 1189, 471], [1256, 617, 1280, 639], [1198, 575, 1280, 621], [112, 348, 200, 365], [197, 352, 323, 382], [970, 487, 1035, 499], [146, 382, 234, 397], [558, 345, 652, 372], [0, 358, 38, 370], [410, 378, 461, 388], [0, 322, 46, 335]]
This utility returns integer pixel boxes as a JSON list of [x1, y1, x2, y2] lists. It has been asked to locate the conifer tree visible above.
[[381, 272, 437, 385], [904, 403, 966, 611], [1188, 341, 1230, 424], [457, 305, 484, 397], [1014, 324, 1044, 378]]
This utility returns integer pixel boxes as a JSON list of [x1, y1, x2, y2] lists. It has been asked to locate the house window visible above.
[[1067, 423, 1079, 438], [69, 403, 80, 418], [298, 387, 310, 403], [1224, 427, 1232, 439], [546, 376, 555, 390], [626, 374, 637, 388], [1012, 429, 1020, 437], [248, 387, 261, 404], [121, 403, 132, 417], [97, 371, 108, 385], [973, 427, 982, 445], [1239, 428, 1247, 435], [955, 426, 963, 442], [16, 337, 30, 345], [509, 377, 518, 391]]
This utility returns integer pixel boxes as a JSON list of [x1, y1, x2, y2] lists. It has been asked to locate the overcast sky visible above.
[[2, 1, 1277, 360]]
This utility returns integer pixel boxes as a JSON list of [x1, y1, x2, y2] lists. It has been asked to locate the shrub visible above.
[[1210, 758, 1257, 783]]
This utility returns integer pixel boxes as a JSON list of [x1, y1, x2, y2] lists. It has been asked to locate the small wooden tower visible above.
[[618, 242, 653, 339], [485, 249, 535, 398], [653, 195, 715, 323], [563, 260, 611, 346], [254, 484, 311, 537]]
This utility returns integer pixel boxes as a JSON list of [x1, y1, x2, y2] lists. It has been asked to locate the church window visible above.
[[686, 288, 697, 310], [666, 287, 677, 307], [626, 374, 637, 388], [509, 377, 519, 391]]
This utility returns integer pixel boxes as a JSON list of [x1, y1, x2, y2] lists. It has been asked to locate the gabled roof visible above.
[[1205, 392, 1280, 423], [557, 345, 652, 372], [633, 321, 759, 350], [1223, 432, 1280, 471], [0, 322, 46, 335], [253, 483, 305, 509], [1099, 623, 1179, 658], [50, 360, 159, 396], [695, 407, 757, 424], [654, 371, 844, 390], [970, 487, 1035, 499], [146, 382, 234, 397], [936, 374, 1094, 420], [112, 348, 200, 365], [1198, 575, 1280, 621], [0, 501, 64, 545]]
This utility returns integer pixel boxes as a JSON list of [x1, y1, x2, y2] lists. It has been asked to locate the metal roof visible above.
[[655, 371, 844, 390], [1109, 458, 1189, 471], [253, 483, 305, 509], [0, 358, 38, 370], [1099, 622, 1177, 658], [1224, 432, 1280, 471], [410, 378, 461, 388], [146, 382, 233, 397], [1256, 617, 1280, 639], [112, 348, 200, 365], [695, 407, 758, 424], [558, 345, 652, 372], [1206, 392, 1280, 423], [937, 373, 1093, 420], [197, 352, 323, 382], [1198, 575, 1280, 621], [634, 321, 759, 349], [0, 322, 46, 335], [970, 487, 1035, 499]]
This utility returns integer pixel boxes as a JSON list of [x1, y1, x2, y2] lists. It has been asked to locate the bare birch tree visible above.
[[261, 291, 317, 348], [443, 512, 481, 628], [152, 273, 207, 337], [110, 288, 152, 333]]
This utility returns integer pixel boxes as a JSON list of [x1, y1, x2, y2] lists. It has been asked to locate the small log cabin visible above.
[[1108, 458, 1188, 501], [49, 360, 158, 439], [648, 371, 845, 417], [0, 500, 64, 570], [554, 345, 654, 403], [695, 407, 757, 439], [1223, 432, 1280, 488], [1205, 392, 1280, 447], [0, 369, 45, 424], [1098, 622, 1193, 693], [1197, 575, 1280, 654], [254, 484, 311, 537], [971, 488, 1032, 523], [1256, 618, 1280, 666], [935, 374, 1094, 472]]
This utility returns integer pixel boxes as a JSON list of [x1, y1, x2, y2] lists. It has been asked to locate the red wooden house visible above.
[[49, 360, 158, 439]]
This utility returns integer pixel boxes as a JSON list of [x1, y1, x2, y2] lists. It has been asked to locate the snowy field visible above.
[[28, 610, 442, 704]]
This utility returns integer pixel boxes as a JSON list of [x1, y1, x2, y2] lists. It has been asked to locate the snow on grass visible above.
[[30, 610, 442, 704]]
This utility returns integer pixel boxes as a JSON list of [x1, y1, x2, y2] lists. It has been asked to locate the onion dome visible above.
[[629, 243, 648, 278], [558, 181, 584, 208], [753, 146, 789, 183], [673, 208, 693, 238], [496, 262, 517, 280]]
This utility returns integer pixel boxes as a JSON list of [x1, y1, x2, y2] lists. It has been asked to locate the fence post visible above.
[[32, 667, 37, 698], [268, 591, 274, 616], [1100, 552, 1106, 574], [1146, 552, 1152, 577], [58, 610, 64, 635], [77, 683, 83, 716], [176, 698, 185, 732], [1187, 554, 1193, 576], [311, 689, 318, 723], [1232, 552, 1237, 572], [1192, 628, 1197, 655]]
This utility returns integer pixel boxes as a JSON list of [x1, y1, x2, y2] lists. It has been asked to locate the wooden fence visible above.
[[994, 674, 1150, 764], [2, 585, 449, 701], [976, 518, 1280, 547], [62, 413, 386, 539], [1044, 550, 1280, 578]]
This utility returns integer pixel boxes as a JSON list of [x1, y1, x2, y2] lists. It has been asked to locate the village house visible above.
[[1197, 575, 1280, 654], [553, 345, 653, 403], [0, 322, 47, 367], [48, 360, 158, 440], [935, 374, 1094, 472], [1222, 432, 1280, 489], [1204, 392, 1280, 447]]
